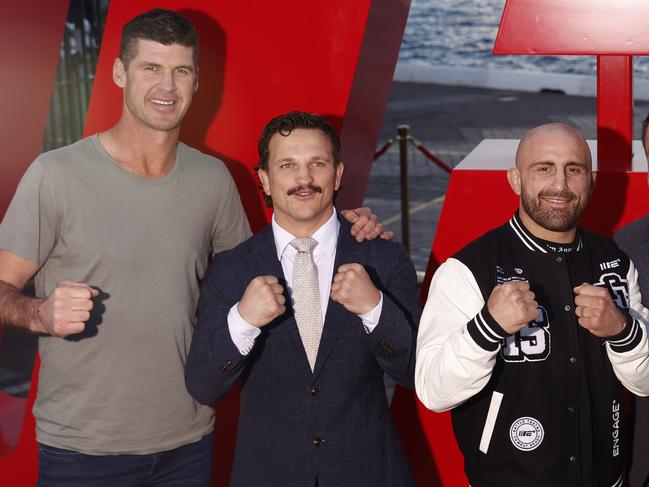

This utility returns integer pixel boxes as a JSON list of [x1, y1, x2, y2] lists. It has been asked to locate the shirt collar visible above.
[[508, 211, 583, 254], [271, 209, 340, 261]]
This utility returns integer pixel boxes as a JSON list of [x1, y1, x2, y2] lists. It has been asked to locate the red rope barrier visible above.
[[373, 138, 395, 160], [408, 136, 452, 174]]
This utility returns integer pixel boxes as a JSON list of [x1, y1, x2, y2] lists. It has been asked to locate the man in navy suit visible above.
[[185, 111, 420, 486]]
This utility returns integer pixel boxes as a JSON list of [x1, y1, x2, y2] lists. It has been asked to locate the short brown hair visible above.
[[120, 9, 199, 68]]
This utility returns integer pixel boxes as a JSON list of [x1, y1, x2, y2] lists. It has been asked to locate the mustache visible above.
[[287, 184, 323, 196], [538, 189, 577, 201]]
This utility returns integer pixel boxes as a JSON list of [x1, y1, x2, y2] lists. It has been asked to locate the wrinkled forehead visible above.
[[516, 128, 592, 169]]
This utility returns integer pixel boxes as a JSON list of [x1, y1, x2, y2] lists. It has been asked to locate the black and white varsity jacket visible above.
[[416, 212, 649, 487]]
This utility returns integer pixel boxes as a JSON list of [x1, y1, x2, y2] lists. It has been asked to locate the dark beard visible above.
[[521, 189, 584, 232]]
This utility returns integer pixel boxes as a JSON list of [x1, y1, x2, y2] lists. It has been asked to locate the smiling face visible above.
[[258, 128, 344, 236], [113, 39, 198, 134], [508, 123, 595, 242]]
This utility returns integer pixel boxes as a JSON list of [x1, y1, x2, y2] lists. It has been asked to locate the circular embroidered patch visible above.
[[509, 416, 544, 451]]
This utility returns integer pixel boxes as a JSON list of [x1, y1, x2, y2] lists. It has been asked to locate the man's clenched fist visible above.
[[574, 283, 626, 337], [37, 280, 99, 337], [238, 275, 286, 328], [487, 281, 538, 334], [330, 263, 381, 315]]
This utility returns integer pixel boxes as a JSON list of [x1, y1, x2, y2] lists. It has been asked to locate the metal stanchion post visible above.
[[397, 125, 410, 253]]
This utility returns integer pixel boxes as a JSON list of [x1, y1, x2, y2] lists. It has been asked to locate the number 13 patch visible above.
[[501, 306, 550, 362]]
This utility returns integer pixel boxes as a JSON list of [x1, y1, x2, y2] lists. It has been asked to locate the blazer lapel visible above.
[[253, 224, 284, 277], [312, 217, 364, 379], [253, 225, 314, 377]]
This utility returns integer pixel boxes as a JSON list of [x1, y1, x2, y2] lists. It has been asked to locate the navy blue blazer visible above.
[[186, 216, 420, 487]]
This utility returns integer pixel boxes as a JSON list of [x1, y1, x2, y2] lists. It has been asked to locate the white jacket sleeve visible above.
[[606, 259, 649, 396], [415, 258, 509, 412]]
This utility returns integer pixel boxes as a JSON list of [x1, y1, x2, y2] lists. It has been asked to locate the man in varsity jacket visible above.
[[416, 123, 649, 487]]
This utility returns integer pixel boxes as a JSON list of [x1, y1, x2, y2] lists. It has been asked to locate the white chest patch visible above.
[[510, 417, 544, 451]]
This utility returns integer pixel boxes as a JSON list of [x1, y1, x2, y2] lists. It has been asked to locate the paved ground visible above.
[[365, 81, 649, 276]]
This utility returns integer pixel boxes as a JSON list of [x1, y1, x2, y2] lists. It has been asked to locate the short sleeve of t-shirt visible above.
[[209, 167, 252, 256], [0, 160, 58, 266]]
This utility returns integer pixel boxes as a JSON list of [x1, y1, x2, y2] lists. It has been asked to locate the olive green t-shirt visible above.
[[0, 135, 251, 454]]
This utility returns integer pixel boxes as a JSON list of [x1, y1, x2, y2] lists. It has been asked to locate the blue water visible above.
[[399, 0, 649, 78]]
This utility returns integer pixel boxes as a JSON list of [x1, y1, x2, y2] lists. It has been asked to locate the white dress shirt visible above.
[[227, 210, 383, 355]]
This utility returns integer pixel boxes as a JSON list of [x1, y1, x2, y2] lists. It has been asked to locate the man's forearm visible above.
[[0, 280, 42, 332]]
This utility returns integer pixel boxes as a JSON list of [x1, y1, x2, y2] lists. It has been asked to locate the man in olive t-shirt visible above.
[[0, 9, 387, 487], [0, 135, 250, 457]]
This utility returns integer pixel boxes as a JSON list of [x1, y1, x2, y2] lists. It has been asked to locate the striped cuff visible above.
[[467, 305, 511, 351], [607, 317, 643, 353]]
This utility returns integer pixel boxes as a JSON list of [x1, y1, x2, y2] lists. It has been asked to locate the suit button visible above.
[[568, 406, 575, 413], [569, 455, 576, 463], [313, 438, 323, 447], [219, 359, 233, 373], [378, 340, 394, 356], [569, 357, 577, 364], [310, 387, 320, 396]]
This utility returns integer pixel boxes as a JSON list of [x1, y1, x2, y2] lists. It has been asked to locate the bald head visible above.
[[508, 122, 595, 242], [515, 123, 592, 170]]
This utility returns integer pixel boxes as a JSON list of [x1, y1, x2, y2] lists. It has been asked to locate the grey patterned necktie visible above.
[[290, 237, 323, 371]]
